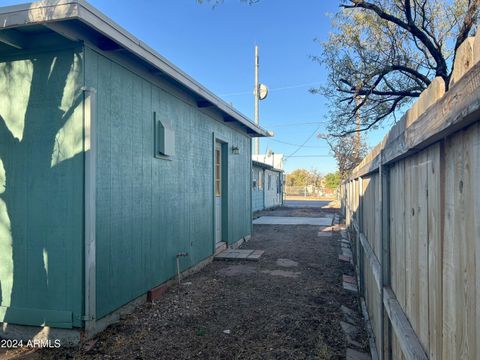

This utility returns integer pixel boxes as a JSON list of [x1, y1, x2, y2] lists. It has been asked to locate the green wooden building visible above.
[[0, 0, 267, 340], [252, 161, 284, 212]]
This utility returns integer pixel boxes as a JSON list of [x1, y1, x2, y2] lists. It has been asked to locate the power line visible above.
[[269, 138, 328, 149], [263, 121, 327, 128], [284, 125, 323, 160], [219, 81, 322, 97], [287, 155, 331, 158]]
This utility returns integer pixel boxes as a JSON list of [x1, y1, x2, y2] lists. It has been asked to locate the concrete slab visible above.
[[262, 269, 301, 278], [215, 249, 264, 261], [340, 305, 359, 325], [342, 248, 353, 258], [284, 200, 331, 208], [346, 335, 364, 349], [317, 231, 333, 237], [250, 250, 265, 256], [276, 258, 299, 267], [235, 252, 251, 260], [346, 348, 371, 360], [246, 254, 262, 261], [343, 274, 356, 284], [343, 281, 358, 293], [217, 265, 257, 276], [339, 254, 353, 263], [340, 321, 359, 337], [253, 216, 332, 226], [247, 250, 264, 261]]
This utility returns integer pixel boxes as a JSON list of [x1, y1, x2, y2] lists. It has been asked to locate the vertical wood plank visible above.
[[392, 160, 406, 310], [463, 124, 477, 360], [381, 157, 392, 359], [427, 142, 443, 360], [472, 123, 480, 360], [453, 130, 468, 359], [359, 176, 365, 297], [405, 155, 419, 335], [417, 150, 429, 350], [442, 133, 457, 360]]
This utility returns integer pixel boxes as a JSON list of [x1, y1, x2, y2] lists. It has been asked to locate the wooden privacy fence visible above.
[[341, 34, 480, 360]]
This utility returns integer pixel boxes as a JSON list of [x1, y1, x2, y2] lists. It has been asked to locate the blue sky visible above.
[[1, 0, 390, 173]]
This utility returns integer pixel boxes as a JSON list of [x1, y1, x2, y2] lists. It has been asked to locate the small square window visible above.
[[258, 170, 263, 190]]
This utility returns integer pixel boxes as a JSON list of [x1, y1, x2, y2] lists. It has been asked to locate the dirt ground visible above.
[[1, 205, 369, 360]]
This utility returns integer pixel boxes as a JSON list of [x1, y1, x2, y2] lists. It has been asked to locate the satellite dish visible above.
[[259, 84, 269, 100]]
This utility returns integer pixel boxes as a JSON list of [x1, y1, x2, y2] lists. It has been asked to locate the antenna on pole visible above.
[[253, 45, 268, 156]]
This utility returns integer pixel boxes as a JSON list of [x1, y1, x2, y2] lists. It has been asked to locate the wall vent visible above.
[[154, 112, 175, 157]]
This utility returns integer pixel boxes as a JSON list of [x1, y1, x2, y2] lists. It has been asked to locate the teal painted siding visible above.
[[252, 188, 264, 212], [85, 48, 252, 319], [252, 166, 264, 212], [252, 165, 283, 211], [0, 47, 85, 328]]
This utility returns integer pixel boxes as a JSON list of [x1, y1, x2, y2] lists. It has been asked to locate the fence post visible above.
[[358, 176, 364, 296], [380, 151, 392, 360]]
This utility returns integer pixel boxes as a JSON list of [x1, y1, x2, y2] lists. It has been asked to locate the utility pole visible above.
[[254, 45, 260, 156], [253, 45, 268, 156]]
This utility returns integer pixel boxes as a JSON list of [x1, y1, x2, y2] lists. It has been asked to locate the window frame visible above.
[[215, 147, 221, 197]]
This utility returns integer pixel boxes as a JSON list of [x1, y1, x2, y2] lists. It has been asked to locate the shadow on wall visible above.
[[0, 45, 85, 330]]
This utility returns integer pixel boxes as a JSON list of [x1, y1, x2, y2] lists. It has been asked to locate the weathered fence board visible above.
[[426, 143, 442, 360], [342, 34, 480, 360]]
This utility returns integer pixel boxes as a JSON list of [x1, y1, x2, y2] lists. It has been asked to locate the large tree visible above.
[[314, 0, 480, 136], [323, 134, 369, 179], [324, 171, 342, 190], [286, 169, 311, 187]]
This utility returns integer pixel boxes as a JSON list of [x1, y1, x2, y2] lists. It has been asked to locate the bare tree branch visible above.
[[317, 0, 478, 136]]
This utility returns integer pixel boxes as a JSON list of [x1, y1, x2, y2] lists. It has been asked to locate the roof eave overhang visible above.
[[0, 0, 269, 137], [252, 161, 283, 172]]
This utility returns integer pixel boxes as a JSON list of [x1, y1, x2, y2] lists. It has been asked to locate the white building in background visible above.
[[252, 152, 285, 170], [252, 160, 284, 212]]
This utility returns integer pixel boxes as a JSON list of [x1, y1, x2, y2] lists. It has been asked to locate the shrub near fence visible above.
[[341, 34, 480, 360]]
